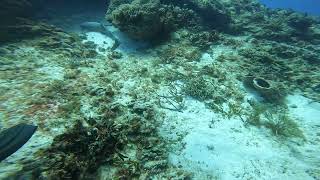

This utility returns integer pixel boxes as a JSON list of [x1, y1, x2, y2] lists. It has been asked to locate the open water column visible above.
[[260, 0, 320, 16]]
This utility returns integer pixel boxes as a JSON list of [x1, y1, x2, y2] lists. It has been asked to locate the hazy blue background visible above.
[[260, 0, 320, 16]]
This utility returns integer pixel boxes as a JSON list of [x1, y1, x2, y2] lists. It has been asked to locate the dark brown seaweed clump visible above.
[[41, 120, 124, 179], [10, 120, 125, 179]]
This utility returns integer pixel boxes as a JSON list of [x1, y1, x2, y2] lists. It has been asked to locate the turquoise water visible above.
[[260, 0, 320, 15]]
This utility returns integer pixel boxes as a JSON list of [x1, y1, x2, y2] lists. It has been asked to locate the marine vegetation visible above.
[[264, 112, 304, 138], [11, 100, 190, 179], [18, 120, 124, 179], [244, 101, 305, 139]]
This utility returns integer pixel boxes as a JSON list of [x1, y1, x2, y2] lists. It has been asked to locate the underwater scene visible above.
[[0, 0, 319, 179]]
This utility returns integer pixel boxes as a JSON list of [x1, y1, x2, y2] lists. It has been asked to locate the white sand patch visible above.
[[160, 94, 318, 179], [210, 45, 234, 59], [81, 26, 149, 54], [286, 94, 320, 170], [83, 32, 115, 53], [287, 94, 320, 124], [200, 53, 214, 64]]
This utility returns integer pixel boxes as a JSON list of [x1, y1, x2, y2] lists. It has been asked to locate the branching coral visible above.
[[157, 42, 202, 64], [183, 75, 215, 101], [183, 30, 221, 50], [158, 82, 185, 112]]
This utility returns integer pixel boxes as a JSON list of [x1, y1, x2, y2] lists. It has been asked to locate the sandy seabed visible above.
[[0, 22, 319, 179]]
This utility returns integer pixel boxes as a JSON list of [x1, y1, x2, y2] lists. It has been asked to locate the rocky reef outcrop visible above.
[[161, 0, 231, 29], [0, 0, 44, 26], [107, 0, 198, 41], [0, 18, 96, 57], [0, 0, 44, 43], [107, 0, 319, 44], [1, 18, 54, 42], [225, 0, 320, 44], [106, 0, 232, 41]]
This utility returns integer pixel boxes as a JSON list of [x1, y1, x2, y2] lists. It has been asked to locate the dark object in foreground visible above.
[[0, 123, 37, 162]]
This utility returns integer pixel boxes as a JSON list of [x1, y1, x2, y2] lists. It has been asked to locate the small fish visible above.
[[80, 21, 120, 50], [0, 123, 37, 162]]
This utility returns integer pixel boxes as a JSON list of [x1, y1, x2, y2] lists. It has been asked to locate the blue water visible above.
[[260, 0, 320, 16]]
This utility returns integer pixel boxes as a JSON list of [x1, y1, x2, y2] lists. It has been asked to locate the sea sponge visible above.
[[243, 75, 285, 103]]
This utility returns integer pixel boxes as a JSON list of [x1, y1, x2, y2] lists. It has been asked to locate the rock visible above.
[[107, 0, 196, 41]]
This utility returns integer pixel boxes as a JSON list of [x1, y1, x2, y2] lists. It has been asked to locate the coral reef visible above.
[[12, 98, 187, 179], [106, 0, 233, 41], [107, 0, 197, 40], [161, 0, 231, 29], [182, 30, 221, 50], [237, 42, 320, 102], [226, 0, 320, 44], [182, 0, 231, 29], [0, 49, 188, 178], [0, 0, 46, 43], [0, 18, 97, 58]]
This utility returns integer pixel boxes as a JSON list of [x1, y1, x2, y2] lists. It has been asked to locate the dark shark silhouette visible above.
[[0, 123, 37, 162]]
